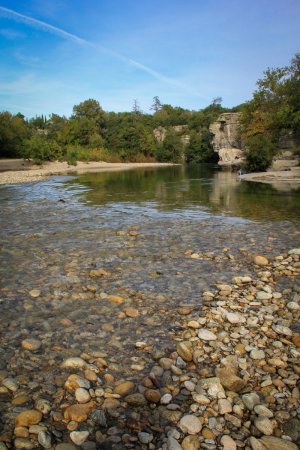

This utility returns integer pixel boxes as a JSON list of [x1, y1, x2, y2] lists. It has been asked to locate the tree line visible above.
[[0, 53, 299, 170], [0, 96, 225, 165]]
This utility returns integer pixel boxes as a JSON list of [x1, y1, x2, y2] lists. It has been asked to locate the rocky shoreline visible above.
[[0, 248, 299, 450]]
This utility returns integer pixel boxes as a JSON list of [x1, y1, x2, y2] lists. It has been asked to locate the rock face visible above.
[[209, 113, 243, 166]]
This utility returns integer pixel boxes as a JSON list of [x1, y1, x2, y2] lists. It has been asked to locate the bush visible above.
[[244, 134, 276, 172], [23, 135, 63, 164]]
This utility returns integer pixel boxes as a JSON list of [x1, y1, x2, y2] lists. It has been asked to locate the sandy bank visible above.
[[0, 159, 176, 185], [241, 166, 300, 185]]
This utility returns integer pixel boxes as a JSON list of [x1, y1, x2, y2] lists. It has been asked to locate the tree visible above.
[[156, 129, 183, 162], [0, 112, 30, 157], [151, 96, 162, 113], [244, 134, 276, 172], [186, 130, 218, 164], [212, 97, 223, 106]]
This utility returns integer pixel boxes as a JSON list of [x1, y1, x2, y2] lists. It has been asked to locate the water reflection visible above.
[[65, 165, 300, 222]]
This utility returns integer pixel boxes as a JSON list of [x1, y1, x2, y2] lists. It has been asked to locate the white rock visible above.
[[161, 393, 172, 404], [254, 416, 274, 435], [197, 377, 225, 399], [254, 405, 274, 418], [256, 292, 272, 300], [225, 312, 245, 324], [75, 388, 90, 403], [198, 329, 217, 341], [218, 399, 232, 414], [272, 325, 293, 336], [250, 349, 265, 360], [179, 415, 202, 434], [220, 435, 237, 450], [288, 248, 300, 255], [29, 289, 41, 298], [61, 357, 87, 370], [287, 302, 299, 311], [70, 431, 89, 446]]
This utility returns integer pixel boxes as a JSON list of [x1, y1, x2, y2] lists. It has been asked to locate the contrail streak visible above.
[[0, 6, 201, 96]]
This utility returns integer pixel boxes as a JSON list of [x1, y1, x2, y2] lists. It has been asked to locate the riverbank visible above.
[[241, 167, 300, 185], [0, 159, 176, 185]]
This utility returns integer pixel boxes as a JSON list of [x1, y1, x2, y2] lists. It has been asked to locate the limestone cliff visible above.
[[209, 113, 243, 166]]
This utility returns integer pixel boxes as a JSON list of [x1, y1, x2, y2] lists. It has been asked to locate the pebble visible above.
[[138, 432, 153, 444], [242, 392, 261, 410], [114, 381, 135, 396], [177, 342, 193, 361], [29, 289, 41, 298], [254, 405, 274, 418], [254, 255, 269, 266], [254, 416, 274, 435], [61, 357, 87, 369], [70, 431, 89, 446], [260, 436, 298, 450], [75, 387, 90, 403], [198, 329, 217, 341], [38, 431, 52, 449], [250, 349, 266, 360], [168, 436, 183, 450], [21, 338, 41, 351], [15, 410, 42, 427], [179, 415, 202, 435], [220, 435, 237, 450]]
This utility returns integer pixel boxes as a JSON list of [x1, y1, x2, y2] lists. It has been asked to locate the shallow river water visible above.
[[0, 164, 299, 375]]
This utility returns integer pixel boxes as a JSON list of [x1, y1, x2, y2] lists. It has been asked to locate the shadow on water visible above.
[[65, 164, 300, 222]]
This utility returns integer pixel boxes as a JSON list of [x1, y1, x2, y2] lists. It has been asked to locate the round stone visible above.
[[75, 388, 90, 403], [29, 289, 41, 298], [254, 255, 269, 266], [176, 341, 193, 361], [61, 357, 87, 370], [114, 381, 135, 396], [220, 435, 237, 450], [124, 307, 139, 318], [145, 389, 161, 403], [254, 416, 274, 435], [138, 432, 153, 444], [21, 339, 41, 351], [70, 431, 89, 446], [250, 349, 265, 360], [197, 329, 217, 341], [179, 415, 202, 435]]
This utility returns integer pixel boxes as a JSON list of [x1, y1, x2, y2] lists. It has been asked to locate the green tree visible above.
[[186, 130, 217, 164], [156, 129, 183, 162], [244, 134, 276, 172], [0, 111, 30, 157]]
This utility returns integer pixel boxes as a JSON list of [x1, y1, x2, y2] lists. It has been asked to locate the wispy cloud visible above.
[[0, 6, 202, 97], [0, 27, 25, 39]]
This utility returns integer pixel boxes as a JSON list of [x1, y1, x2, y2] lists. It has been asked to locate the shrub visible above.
[[244, 134, 277, 172]]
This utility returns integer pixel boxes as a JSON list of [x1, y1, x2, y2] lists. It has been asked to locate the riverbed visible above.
[[0, 165, 299, 449]]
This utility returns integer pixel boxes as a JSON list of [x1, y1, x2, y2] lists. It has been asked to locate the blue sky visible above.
[[0, 0, 299, 117]]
